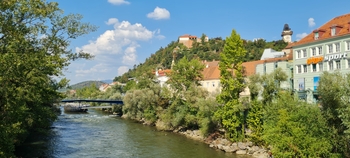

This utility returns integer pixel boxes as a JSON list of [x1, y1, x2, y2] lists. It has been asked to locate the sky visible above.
[[52, 0, 350, 85]]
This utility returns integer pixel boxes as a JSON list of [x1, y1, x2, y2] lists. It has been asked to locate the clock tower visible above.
[[281, 24, 293, 43]]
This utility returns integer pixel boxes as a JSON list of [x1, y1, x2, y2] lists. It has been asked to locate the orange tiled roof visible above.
[[293, 13, 350, 47], [202, 65, 220, 80], [152, 69, 172, 77]]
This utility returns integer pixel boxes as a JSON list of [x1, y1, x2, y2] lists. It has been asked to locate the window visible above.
[[274, 62, 278, 68], [319, 63, 323, 71], [212, 82, 215, 87], [347, 41, 350, 51], [329, 61, 334, 70], [335, 43, 340, 52], [328, 44, 333, 53], [303, 65, 307, 73], [348, 59, 350, 68], [314, 32, 319, 39], [331, 27, 336, 36], [312, 64, 317, 72], [296, 50, 301, 59], [296, 65, 302, 74], [336, 60, 341, 70], [318, 46, 323, 55], [303, 49, 307, 58], [311, 48, 316, 56], [206, 82, 209, 87]]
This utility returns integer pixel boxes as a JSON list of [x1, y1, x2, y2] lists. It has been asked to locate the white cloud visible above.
[[296, 33, 308, 41], [118, 66, 129, 76], [147, 7, 170, 20], [70, 18, 166, 83], [76, 18, 155, 56], [75, 63, 109, 77], [107, 0, 130, 5], [308, 18, 315, 27]]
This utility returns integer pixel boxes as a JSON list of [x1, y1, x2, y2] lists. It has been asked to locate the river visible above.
[[15, 107, 252, 158]]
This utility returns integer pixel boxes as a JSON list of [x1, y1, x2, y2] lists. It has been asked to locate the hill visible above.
[[113, 34, 288, 83], [58, 81, 106, 92]]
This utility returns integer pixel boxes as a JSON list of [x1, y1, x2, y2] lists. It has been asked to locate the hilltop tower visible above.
[[281, 24, 293, 43]]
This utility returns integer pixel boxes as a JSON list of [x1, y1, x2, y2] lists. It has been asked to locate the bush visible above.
[[263, 92, 332, 157]]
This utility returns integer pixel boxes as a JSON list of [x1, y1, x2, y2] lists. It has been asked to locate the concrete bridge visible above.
[[61, 99, 123, 104], [61, 99, 123, 112]]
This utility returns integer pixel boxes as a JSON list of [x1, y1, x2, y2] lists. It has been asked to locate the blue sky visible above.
[[53, 0, 350, 85]]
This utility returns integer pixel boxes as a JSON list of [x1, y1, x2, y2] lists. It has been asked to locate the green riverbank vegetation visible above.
[[0, 0, 96, 157]]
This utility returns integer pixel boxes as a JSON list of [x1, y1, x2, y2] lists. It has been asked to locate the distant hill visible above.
[[100, 79, 113, 84], [58, 81, 107, 92]]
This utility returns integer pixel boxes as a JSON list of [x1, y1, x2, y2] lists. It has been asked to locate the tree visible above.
[[215, 29, 247, 141], [0, 1, 96, 156], [167, 56, 204, 92], [318, 71, 350, 157]]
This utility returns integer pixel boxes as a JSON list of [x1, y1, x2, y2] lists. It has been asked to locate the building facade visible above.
[[178, 34, 209, 48], [199, 60, 221, 93], [292, 13, 350, 103]]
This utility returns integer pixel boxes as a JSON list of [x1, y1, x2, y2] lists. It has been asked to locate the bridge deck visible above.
[[61, 99, 123, 104], [82, 106, 113, 109]]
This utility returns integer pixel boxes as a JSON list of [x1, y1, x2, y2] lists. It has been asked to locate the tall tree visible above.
[[215, 29, 247, 141], [0, 0, 96, 156]]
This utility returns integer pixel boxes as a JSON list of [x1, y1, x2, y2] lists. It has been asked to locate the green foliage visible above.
[[0, 0, 96, 156], [167, 56, 205, 91], [246, 100, 264, 145], [263, 92, 332, 157], [260, 67, 288, 104], [318, 71, 350, 157], [215, 29, 246, 141], [243, 39, 288, 61], [75, 83, 99, 99], [122, 83, 163, 124]]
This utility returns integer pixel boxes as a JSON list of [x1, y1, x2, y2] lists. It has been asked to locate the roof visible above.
[[153, 69, 172, 77], [202, 65, 220, 80], [293, 13, 350, 47], [260, 48, 286, 60], [179, 34, 197, 38]]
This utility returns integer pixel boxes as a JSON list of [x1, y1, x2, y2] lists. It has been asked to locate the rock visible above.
[[252, 152, 269, 158], [251, 146, 260, 152], [237, 142, 246, 150], [247, 141, 253, 147], [209, 144, 214, 148], [223, 145, 238, 153], [236, 150, 247, 155], [193, 130, 201, 136], [220, 138, 230, 146], [217, 144, 223, 150]]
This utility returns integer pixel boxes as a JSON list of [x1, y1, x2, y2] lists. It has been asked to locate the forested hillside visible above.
[[114, 34, 288, 83]]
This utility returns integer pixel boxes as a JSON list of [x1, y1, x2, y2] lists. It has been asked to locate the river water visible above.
[[16, 107, 251, 158]]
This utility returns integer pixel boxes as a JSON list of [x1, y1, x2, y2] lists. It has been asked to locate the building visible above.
[[200, 60, 221, 93], [154, 69, 171, 87], [178, 34, 208, 48], [99, 82, 126, 92], [291, 13, 350, 103], [281, 24, 293, 43], [241, 54, 293, 98]]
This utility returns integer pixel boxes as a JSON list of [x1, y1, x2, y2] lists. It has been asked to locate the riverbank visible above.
[[121, 115, 270, 158]]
